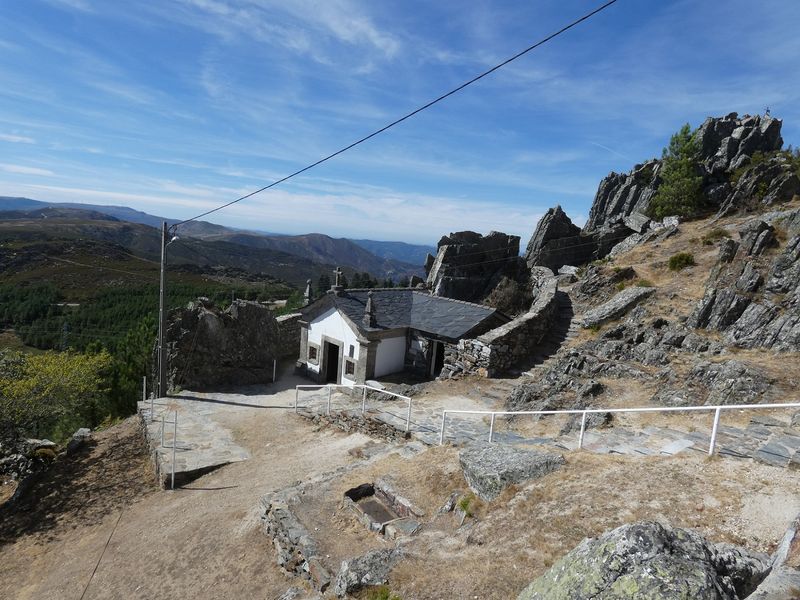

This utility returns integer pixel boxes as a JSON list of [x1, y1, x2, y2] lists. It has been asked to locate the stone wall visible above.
[[300, 410, 410, 443], [276, 313, 302, 359], [260, 494, 332, 592], [441, 276, 560, 378]]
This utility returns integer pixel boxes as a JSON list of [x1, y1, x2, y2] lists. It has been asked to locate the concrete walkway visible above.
[[137, 371, 304, 487]]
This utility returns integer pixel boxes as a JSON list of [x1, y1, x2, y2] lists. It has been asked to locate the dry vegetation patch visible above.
[[389, 451, 800, 600]]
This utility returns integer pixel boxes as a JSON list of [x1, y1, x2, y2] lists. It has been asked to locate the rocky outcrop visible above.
[[164, 299, 289, 390], [577, 113, 791, 247], [688, 215, 800, 352], [696, 112, 783, 175], [424, 230, 521, 302], [581, 286, 656, 329], [584, 160, 662, 233], [517, 521, 771, 600], [459, 443, 565, 501], [524, 206, 592, 272], [718, 155, 800, 217], [653, 360, 774, 406], [524, 206, 630, 272]]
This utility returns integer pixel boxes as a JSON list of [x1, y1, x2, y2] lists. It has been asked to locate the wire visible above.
[[173, 0, 620, 229], [40, 254, 155, 282], [79, 510, 123, 600]]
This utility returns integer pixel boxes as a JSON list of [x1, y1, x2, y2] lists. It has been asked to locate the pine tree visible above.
[[649, 123, 705, 220]]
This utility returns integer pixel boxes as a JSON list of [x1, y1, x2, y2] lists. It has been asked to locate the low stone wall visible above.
[[300, 410, 410, 443], [276, 313, 302, 359], [441, 276, 559, 378], [260, 494, 332, 592]]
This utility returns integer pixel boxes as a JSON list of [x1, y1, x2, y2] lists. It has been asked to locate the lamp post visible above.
[[157, 221, 178, 398]]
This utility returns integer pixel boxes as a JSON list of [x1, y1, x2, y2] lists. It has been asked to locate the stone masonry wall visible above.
[[441, 277, 559, 378], [276, 313, 302, 359]]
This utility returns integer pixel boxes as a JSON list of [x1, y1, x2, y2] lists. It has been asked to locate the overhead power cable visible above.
[[173, 0, 619, 228]]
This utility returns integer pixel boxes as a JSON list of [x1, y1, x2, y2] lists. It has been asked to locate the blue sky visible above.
[[1, 0, 799, 244]]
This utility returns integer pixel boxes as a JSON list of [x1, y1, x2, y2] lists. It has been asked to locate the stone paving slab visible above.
[[138, 398, 250, 488], [293, 385, 800, 472]]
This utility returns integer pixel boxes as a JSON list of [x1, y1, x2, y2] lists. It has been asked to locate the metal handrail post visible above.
[[361, 386, 367, 415], [578, 411, 587, 449], [488, 413, 496, 443], [142, 376, 146, 403], [295, 387, 299, 413], [273, 359, 277, 383], [405, 397, 412, 432], [327, 385, 332, 415], [708, 407, 722, 456], [161, 414, 165, 446], [171, 410, 177, 490], [439, 411, 447, 445]]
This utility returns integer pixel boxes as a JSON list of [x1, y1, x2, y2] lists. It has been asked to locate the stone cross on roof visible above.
[[333, 267, 343, 287]]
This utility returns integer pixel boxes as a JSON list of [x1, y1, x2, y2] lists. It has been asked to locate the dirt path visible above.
[[0, 375, 376, 600]]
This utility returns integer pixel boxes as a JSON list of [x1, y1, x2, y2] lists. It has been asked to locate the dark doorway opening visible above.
[[431, 340, 445, 378], [324, 342, 340, 383]]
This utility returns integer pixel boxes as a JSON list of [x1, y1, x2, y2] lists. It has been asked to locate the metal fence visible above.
[[439, 401, 800, 455], [295, 384, 413, 432]]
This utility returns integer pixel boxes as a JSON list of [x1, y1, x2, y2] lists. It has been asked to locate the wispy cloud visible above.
[[0, 134, 35, 144], [0, 164, 55, 176]]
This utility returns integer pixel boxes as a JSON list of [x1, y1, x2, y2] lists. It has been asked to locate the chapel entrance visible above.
[[324, 341, 340, 383], [430, 340, 445, 378]]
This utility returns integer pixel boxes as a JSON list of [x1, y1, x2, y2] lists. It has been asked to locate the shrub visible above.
[[33, 447, 57, 460], [458, 493, 474, 517], [701, 228, 730, 245], [648, 124, 706, 220], [668, 252, 696, 271], [366, 586, 402, 600]]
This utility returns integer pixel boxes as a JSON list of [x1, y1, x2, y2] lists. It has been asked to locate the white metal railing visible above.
[[439, 401, 800, 456], [295, 384, 413, 432]]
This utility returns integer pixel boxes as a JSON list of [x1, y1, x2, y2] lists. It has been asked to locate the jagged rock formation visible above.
[[164, 299, 293, 390], [525, 113, 797, 273], [517, 521, 770, 600], [524, 206, 628, 273], [687, 210, 800, 351], [425, 230, 521, 302], [523, 206, 591, 271], [584, 160, 662, 233]]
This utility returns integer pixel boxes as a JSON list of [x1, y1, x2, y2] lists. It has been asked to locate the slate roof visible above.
[[304, 289, 508, 341]]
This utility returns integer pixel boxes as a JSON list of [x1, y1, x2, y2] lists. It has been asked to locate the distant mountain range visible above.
[[0, 196, 434, 282]]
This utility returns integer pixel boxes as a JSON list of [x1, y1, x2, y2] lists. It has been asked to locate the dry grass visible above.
[[388, 451, 800, 600]]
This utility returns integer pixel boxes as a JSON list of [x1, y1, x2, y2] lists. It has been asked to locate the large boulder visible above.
[[332, 549, 401, 597], [517, 521, 770, 600], [459, 443, 565, 501], [163, 299, 282, 390], [425, 230, 521, 302]]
